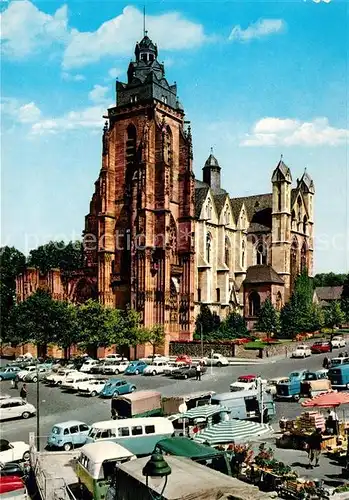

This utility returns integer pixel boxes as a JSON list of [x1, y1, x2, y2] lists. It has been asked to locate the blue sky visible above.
[[1, 0, 348, 273]]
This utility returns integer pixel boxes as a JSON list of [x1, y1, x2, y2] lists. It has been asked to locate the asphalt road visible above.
[[0, 350, 338, 450]]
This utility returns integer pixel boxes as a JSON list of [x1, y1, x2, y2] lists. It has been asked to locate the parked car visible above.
[[275, 370, 309, 401], [77, 379, 107, 397], [203, 353, 229, 367], [89, 361, 106, 374], [99, 379, 136, 398], [291, 345, 312, 358], [311, 341, 332, 354], [0, 398, 36, 421], [47, 421, 90, 451], [331, 336, 346, 349], [100, 354, 127, 362], [175, 355, 192, 364], [102, 360, 129, 375], [16, 366, 36, 381], [163, 362, 187, 376], [45, 369, 80, 386], [124, 361, 148, 375], [0, 440, 30, 464], [0, 367, 21, 381], [230, 375, 266, 392], [140, 354, 169, 364], [330, 357, 349, 367], [23, 366, 51, 383], [143, 361, 169, 376], [80, 360, 100, 373], [265, 377, 289, 397], [172, 364, 207, 380], [61, 373, 94, 392]]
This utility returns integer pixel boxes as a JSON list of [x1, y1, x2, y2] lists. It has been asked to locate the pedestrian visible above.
[[20, 383, 27, 403], [196, 363, 202, 381], [323, 357, 329, 369], [307, 428, 322, 468]]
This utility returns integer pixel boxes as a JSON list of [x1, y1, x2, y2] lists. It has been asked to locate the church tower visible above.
[[84, 33, 195, 353], [271, 157, 293, 298], [202, 149, 222, 192]]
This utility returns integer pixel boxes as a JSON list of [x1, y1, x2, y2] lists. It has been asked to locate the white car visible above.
[[204, 353, 229, 367], [80, 359, 100, 373], [163, 362, 187, 375], [0, 439, 30, 464], [102, 360, 129, 375], [0, 398, 36, 421], [265, 377, 289, 396], [99, 354, 127, 362], [45, 369, 80, 386], [17, 365, 37, 381], [291, 345, 312, 358], [229, 378, 267, 392], [61, 373, 94, 392], [331, 336, 346, 349], [140, 354, 170, 364], [77, 379, 107, 397], [143, 361, 169, 376]]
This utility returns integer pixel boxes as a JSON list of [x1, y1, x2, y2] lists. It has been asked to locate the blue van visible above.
[[47, 420, 90, 450], [275, 370, 309, 401], [328, 365, 349, 389]]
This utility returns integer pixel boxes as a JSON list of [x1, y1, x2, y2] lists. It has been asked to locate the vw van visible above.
[[47, 420, 90, 451], [85, 417, 174, 456], [210, 390, 275, 422], [328, 365, 349, 389], [76, 441, 135, 500], [275, 370, 309, 401]]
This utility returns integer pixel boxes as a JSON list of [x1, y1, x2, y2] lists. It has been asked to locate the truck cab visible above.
[[275, 370, 309, 401], [328, 365, 349, 389]]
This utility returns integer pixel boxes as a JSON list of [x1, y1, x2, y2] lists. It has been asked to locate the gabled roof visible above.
[[271, 158, 292, 183], [230, 193, 272, 222], [244, 265, 284, 285], [299, 170, 315, 194], [315, 286, 343, 301], [204, 153, 220, 170], [247, 223, 271, 234], [213, 193, 229, 216]]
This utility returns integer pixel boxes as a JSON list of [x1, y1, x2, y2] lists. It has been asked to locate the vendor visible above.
[[325, 409, 339, 435]]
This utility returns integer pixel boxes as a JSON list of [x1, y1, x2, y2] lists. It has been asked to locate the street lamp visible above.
[[35, 360, 40, 451], [142, 453, 172, 500]]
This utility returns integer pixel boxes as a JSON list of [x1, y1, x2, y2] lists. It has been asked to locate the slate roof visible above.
[[299, 170, 315, 194], [291, 188, 298, 208], [195, 186, 210, 218], [230, 193, 272, 222], [315, 286, 343, 301], [271, 159, 292, 183], [247, 223, 271, 234], [204, 153, 220, 169], [213, 193, 228, 216], [243, 265, 284, 285]]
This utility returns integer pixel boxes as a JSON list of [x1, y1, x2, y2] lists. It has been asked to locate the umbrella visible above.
[[180, 405, 230, 420], [193, 419, 273, 445], [301, 391, 349, 408]]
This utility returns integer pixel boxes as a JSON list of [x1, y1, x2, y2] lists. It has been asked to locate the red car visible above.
[[237, 374, 257, 383], [311, 341, 331, 354], [175, 355, 192, 364]]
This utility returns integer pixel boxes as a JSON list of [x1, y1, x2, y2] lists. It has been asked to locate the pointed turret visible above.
[[202, 148, 221, 192], [271, 155, 292, 183], [298, 168, 315, 194]]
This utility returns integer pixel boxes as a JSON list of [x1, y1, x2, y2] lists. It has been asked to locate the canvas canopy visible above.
[[301, 391, 349, 408], [193, 419, 273, 445]]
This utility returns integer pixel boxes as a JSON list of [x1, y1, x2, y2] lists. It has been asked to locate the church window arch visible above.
[[206, 232, 212, 263], [206, 199, 212, 220], [301, 241, 307, 272], [241, 240, 245, 268], [126, 124, 137, 167], [290, 237, 298, 291], [303, 215, 308, 235], [276, 291, 282, 311], [255, 239, 268, 265], [277, 183, 282, 211], [241, 209, 246, 228], [224, 236, 231, 267], [249, 291, 261, 316]]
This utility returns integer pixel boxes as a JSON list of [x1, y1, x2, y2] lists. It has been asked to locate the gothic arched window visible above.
[[276, 291, 282, 311], [256, 240, 267, 265], [249, 291, 261, 316], [241, 240, 245, 268], [290, 237, 298, 291], [126, 124, 137, 168], [278, 183, 282, 211], [206, 200, 212, 220], [301, 241, 307, 272], [206, 232, 212, 263], [224, 236, 231, 267], [303, 215, 308, 235]]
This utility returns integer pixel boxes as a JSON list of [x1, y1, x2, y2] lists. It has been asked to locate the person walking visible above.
[[323, 357, 329, 369], [307, 428, 322, 468], [20, 383, 27, 403], [14, 375, 19, 390], [196, 363, 202, 381]]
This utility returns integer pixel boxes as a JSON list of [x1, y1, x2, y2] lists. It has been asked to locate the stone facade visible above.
[[15, 34, 315, 353]]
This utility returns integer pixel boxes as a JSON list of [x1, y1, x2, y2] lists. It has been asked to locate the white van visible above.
[[60, 373, 94, 392], [76, 441, 136, 499], [85, 417, 174, 456]]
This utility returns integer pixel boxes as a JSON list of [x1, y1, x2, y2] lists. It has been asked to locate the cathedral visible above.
[[16, 33, 315, 352]]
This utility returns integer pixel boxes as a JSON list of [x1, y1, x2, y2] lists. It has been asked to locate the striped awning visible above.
[[181, 405, 231, 420], [193, 419, 273, 445]]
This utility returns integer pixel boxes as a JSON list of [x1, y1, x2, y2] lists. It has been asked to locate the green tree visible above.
[[309, 303, 324, 332], [9, 289, 74, 356], [218, 311, 248, 339], [28, 240, 83, 273], [143, 324, 165, 360], [54, 302, 81, 358], [76, 299, 120, 357], [340, 274, 349, 322], [0, 246, 26, 343], [313, 272, 347, 288], [280, 297, 299, 338], [324, 302, 345, 340], [255, 298, 279, 337], [117, 307, 144, 359], [195, 304, 220, 338]]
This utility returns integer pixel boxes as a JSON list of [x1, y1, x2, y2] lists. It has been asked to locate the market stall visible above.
[[193, 419, 273, 446]]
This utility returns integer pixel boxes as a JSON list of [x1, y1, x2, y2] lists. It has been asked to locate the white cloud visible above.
[[88, 85, 109, 104], [0, 0, 69, 58], [62, 5, 206, 69], [18, 102, 42, 123], [229, 19, 286, 42], [242, 117, 349, 147], [108, 67, 122, 79], [61, 72, 85, 82], [31, 105, 107, 135], [1, 97, 41, 123]]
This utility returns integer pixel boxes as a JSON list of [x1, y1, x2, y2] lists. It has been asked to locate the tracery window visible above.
[[241, 240, 245, 268], [224, 236, 231, 267], [249, 291, 261, 316], [256, 240, 267, 265], [206, 232, 212, 263]]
